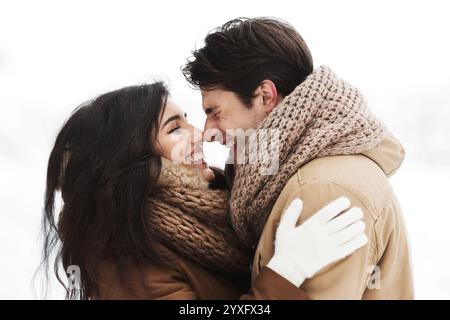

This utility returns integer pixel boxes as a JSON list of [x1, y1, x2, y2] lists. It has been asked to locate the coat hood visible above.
[[360, 134, 405, 177]]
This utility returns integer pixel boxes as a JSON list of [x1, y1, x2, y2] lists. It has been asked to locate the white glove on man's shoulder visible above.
[[267, 197, 368, 287]]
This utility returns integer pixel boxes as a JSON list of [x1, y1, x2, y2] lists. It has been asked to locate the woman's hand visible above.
[[267, 197, 368, 287]]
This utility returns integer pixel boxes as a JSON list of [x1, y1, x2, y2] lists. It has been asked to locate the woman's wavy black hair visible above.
[[40, 82, 169, 299]]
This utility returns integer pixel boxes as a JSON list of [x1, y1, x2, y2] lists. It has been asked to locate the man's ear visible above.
[[255, 80, 279, 113]]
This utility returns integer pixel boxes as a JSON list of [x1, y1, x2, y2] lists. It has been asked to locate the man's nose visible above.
[[203, 120, 221, 143]]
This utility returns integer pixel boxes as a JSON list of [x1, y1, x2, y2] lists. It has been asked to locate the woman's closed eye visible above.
[[167, 113, 189, 135], [168, 125, 181, 134]]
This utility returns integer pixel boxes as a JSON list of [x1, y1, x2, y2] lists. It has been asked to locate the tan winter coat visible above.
[[251, 135, 414, 299], [94, 240, 308, 300]]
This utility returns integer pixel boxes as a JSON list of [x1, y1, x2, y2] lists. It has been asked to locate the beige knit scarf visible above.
[[146, 158, 251, 275], [230, 66, 388, 248]]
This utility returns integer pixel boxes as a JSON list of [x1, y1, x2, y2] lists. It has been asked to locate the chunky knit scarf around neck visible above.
[[146, 158, 251, 275], [230, 66, 388, 248]]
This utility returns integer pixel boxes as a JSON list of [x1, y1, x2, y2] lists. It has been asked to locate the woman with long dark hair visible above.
[[41, 82, 368, 299]]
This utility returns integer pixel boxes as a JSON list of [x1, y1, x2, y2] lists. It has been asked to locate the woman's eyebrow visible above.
[[162, 115, 181, 128]]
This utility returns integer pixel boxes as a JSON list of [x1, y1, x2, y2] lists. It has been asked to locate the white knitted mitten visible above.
[[267, 197, 368, 287]]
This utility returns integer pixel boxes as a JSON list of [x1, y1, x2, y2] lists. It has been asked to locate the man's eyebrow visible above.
[[204, 106, 217, 115], [162, 115, 181, 128]]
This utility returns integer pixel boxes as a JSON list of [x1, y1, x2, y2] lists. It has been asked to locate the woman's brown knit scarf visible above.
[[146, 158, 251, 275], [230, 66, 388, 248]]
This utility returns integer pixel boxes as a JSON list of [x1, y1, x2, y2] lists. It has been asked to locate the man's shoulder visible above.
[[297, 154, 388, 187], [277, 154, 394, 221]]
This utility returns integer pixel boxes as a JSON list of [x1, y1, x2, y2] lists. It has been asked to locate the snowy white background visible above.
[[1, 0, 449, 299]]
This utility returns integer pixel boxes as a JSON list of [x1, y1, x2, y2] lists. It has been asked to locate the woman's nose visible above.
[[190, 125, 204, 144]]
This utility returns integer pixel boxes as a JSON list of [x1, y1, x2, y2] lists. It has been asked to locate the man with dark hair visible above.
[[183, 17, 414, 299]]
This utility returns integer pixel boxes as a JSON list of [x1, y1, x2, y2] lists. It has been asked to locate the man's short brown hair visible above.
[[183, 17, 314, 106]]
